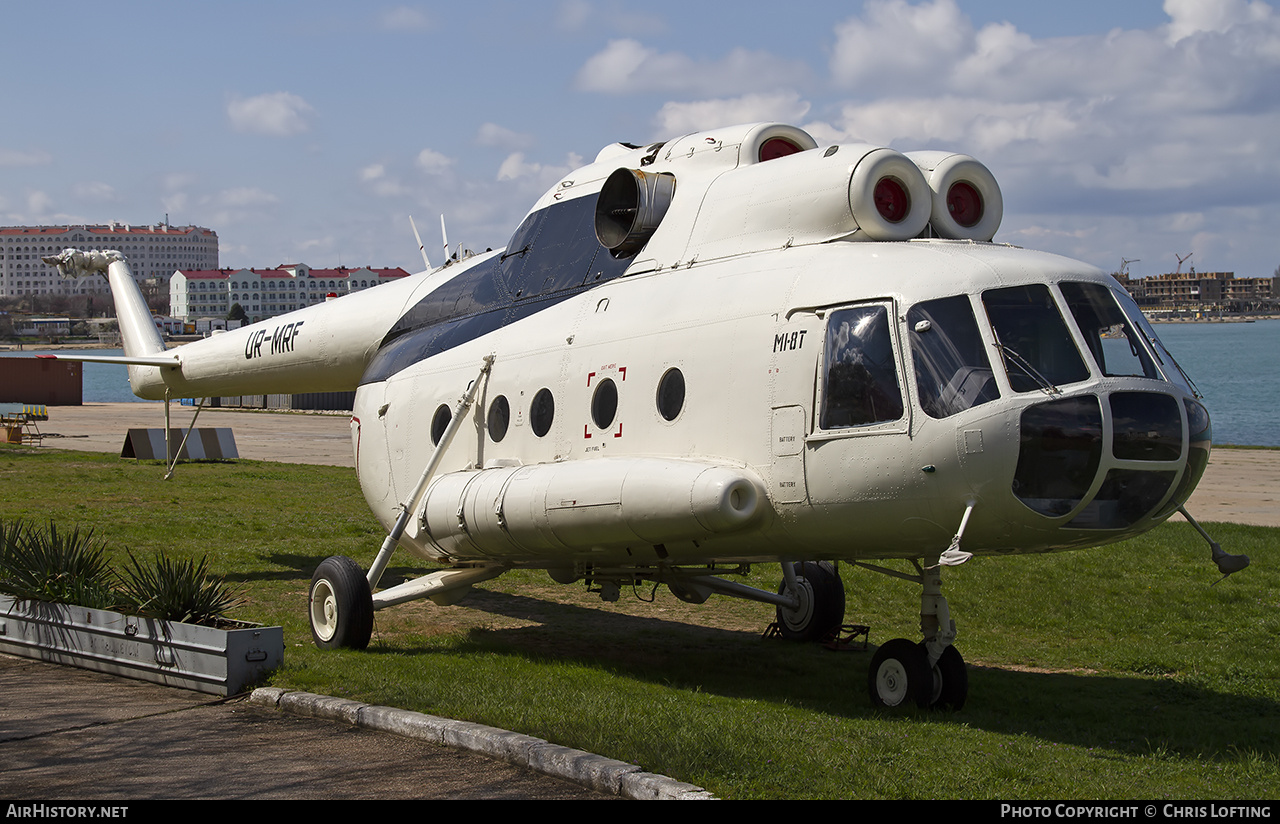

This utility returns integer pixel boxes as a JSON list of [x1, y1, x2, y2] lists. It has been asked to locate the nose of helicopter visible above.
[[1010, 390, 1212, 530]]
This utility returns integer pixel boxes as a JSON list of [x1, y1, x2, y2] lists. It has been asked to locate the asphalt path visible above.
[[0, 654, 615, 800]]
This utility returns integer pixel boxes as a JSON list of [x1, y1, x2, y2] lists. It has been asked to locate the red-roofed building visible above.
[[1, 223, 218, 297], [171, 262, 409, 322]]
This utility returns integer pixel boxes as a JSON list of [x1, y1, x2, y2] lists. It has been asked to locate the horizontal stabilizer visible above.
[[36, 353, 180, 368]]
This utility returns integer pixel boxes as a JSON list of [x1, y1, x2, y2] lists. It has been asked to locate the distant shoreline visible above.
[[0, 342, 117, 351], [1147, 316, 1278, 324]]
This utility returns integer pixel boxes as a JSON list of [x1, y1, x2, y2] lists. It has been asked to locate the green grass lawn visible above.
[[3, 446, 1277, 799]]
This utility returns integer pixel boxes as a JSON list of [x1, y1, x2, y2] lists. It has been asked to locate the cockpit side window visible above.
[[819, 304, 904, 429], [1113, 287, 1199, 396], [983, 284, 1090, 392], [907, 295, 1000, 419], [1060, 282, 1160, 379]]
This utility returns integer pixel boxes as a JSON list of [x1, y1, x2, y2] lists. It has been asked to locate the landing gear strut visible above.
[[859, 552, 969, 710]]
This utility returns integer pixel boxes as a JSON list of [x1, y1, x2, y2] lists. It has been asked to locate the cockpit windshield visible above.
[[982, 284, 1090, 392], [907, 295, 1000, 419], [1110, 286, 1200, 397], [1060, 282, 1161, 379]]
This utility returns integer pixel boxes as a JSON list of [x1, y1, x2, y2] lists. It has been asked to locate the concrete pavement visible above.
[[0, 654, 632, 800]]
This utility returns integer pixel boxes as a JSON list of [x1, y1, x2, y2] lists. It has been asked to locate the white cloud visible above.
[[162, 193, 188, 215], [477, 123, 532, 150], [1163, 0, 1273, 43], [377, 6, 432, 31], [27, 191, 54, 215], [556, 0, 592, 31], [496, 152, 582, 187], [210, 187, 279, 208], [575, 39, 808, 96], [555, 0, 665, 34], [497, 152, 538, 181], [359, 163, 412, 197], [830, 0, 973, 91], [227, 92, 315, 137], [0, 147, 52, 167], [71, 181, 118, 202], [202, 187, 280, 229], [163, 173, 197, 190], [654, 92, 812, 136], [416, 148, 454, 175]]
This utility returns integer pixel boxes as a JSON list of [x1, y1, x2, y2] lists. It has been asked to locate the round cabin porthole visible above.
[[656, 367, 685, 421], [591, 378, 618, 429], [488, 395, 510, 443], [430, 404, 452, 445], [530, 388, 555, 437]]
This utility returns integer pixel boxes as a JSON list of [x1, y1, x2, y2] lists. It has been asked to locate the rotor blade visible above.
[[409, 215, 432, 270]]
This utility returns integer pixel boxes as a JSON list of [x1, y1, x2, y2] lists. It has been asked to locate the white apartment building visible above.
[[171, 263, 409, 323], [1, 223, 218, 297]]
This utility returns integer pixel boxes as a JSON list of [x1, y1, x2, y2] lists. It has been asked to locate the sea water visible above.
[[11, 320, 1280, 446], [1150, 320, 1280, 447]]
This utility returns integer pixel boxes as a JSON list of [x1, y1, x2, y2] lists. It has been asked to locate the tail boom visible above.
[[46, 248, 420, 400]]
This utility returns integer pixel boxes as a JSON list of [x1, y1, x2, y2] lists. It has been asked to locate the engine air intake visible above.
[[906, 152, 1004, 241], [594, 168, 676, 258]]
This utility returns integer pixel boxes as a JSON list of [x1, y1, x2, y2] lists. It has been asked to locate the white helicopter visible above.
[[45, 122, 1246, 711]]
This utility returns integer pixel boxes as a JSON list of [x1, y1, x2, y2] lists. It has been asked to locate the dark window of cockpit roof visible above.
[[983, 284, 1089, 392], [819, 305, 904, 429], [908, 295, 1000, 419]]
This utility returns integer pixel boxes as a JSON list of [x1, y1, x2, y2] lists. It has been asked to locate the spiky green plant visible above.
[[0, 520, 119, 609], [116, 551, 243, 625]]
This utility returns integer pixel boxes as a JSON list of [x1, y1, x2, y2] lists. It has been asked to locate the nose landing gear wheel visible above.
[[309, 555, 374, 650], [868, 638, 931, 708], [925, 643, 968, 711]]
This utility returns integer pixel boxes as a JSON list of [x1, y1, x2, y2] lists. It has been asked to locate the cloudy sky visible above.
[[3, 0, 1279, 280]]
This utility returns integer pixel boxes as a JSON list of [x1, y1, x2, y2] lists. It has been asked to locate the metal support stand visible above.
[[163, 396, 207, 480]]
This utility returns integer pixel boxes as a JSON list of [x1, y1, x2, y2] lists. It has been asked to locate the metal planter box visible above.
[[0, 595, 282, 696]]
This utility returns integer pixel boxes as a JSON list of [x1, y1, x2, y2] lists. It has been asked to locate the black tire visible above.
[[868, 637, 931, 708], [309, 555, 374, 650], [927, 643, 968, 711], [775, 561, 845, 642]]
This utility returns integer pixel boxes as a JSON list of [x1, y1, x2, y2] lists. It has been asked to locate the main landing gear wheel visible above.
[[868, 638, 931, 708], [775, 561, 845, 642], [309, 555, 374, 650]]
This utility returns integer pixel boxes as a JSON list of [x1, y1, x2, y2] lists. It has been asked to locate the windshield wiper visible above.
[[993, 342, 1060, 395]]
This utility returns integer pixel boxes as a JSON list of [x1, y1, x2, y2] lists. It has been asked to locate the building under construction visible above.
[[1114, 270, 1278, 316]]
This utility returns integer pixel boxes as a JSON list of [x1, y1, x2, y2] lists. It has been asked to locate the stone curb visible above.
[[249, 687, 716, 800]]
